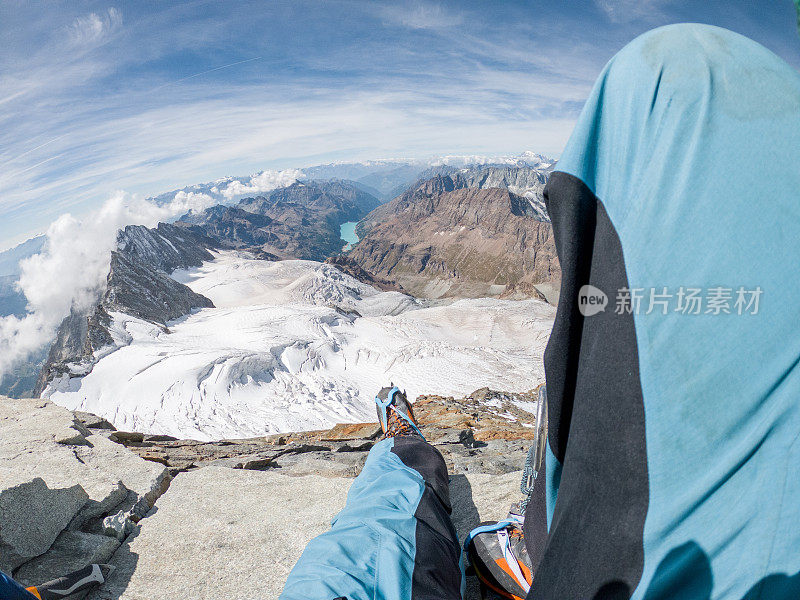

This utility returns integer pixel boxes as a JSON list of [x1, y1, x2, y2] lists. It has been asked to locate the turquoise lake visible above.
[[340, 221, 359, 250]]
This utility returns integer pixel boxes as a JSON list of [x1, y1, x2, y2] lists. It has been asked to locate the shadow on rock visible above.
[[84, 526, 142, 600], [448, 473, 481, 542], [0, 478, 89, 573], [448, 474, 482, 600]]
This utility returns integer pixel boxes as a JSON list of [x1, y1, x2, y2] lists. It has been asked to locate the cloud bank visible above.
[[221, 169, 303, 200], [0, 191, 209, 376], [0, 164, 304, 376]]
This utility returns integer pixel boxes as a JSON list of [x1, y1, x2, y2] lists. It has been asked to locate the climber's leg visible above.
[[280, 435, 462, 600]]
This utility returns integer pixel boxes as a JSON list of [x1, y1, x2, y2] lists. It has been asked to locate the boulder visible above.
[[0, 397, 171, 578], [102, 510, 136, 541], [71, 434, 172, 521], [0, 399, 169, 512], [0, 478, 88, 572], [274, 450, 368, 478], [74, 411, 116, 431]]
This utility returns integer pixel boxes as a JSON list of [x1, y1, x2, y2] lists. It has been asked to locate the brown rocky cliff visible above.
[[348, 176, 560, 299], [101, 388, 543, 478]]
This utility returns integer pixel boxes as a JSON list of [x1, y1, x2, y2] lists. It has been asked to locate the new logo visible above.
[[578, 285, 607, 316]]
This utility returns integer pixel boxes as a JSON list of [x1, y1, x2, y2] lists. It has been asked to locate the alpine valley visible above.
[[2, 153, 561, 440]]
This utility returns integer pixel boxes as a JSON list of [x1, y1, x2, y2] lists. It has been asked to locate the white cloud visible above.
[[169, 190, 217, 214], [0, 188, 222, 377], [68, 7, 122, 46], [594, 0, 670, 23], [221, 169, 303, 200], [380, 1, 463, 30]]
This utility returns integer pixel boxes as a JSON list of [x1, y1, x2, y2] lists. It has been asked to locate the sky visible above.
[[1, 0, 799, 250]]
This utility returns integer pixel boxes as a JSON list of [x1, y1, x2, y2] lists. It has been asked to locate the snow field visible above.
[[47, 251, 555, 440]]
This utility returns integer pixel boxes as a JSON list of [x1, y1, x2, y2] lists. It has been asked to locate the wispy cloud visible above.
[[0, 4, 588, 249], [152, 56, 264, 92], [67, 7, 122, 46], [0, 0, 797, 250], [379, 1, 464, 30], [594, 0, 671, 24]]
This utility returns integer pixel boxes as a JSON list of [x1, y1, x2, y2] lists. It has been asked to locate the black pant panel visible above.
[[391, 436, 462, 600]]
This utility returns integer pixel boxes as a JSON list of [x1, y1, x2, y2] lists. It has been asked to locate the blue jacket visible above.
[[532, 23, 800, 600]]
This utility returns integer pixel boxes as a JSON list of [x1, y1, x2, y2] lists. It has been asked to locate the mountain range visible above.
[[3, 154, 560, 436], [348, 168, 558, 299], [33, 178, 385, 398], [183, 179, 380, 260], [143, 151, 556, 207]]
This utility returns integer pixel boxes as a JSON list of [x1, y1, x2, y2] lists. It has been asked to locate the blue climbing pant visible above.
[[526, 22, 800, 600], [279, 435, 462, 600]]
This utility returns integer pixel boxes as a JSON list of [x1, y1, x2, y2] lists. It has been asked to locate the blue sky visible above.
[[1, 0, 798, 250]]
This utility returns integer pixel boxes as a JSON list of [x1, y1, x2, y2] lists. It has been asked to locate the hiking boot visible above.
[[27, 564, 115, 600], [465, 511, 532, 600], [375, 386, 423, 439]]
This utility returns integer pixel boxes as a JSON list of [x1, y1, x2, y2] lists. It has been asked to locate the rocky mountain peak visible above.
[[35, 225, 217, 395], [346, 172, 559, 299], [116, 223, 215, 273], [104, 251, 214, 323], [240, 178, 379, 218]]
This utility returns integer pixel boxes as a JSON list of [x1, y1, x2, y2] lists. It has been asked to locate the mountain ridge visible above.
[[180, 179, 380, 260], [347, 172, 559, 299], [33, 167, 559, 397], [34, 223, 217, 395]]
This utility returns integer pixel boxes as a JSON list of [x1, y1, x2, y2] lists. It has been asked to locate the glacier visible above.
[[44, 251, 554, 440]]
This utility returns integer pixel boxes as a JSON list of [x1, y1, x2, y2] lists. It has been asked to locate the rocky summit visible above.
[[0, 389, 542, 599]]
